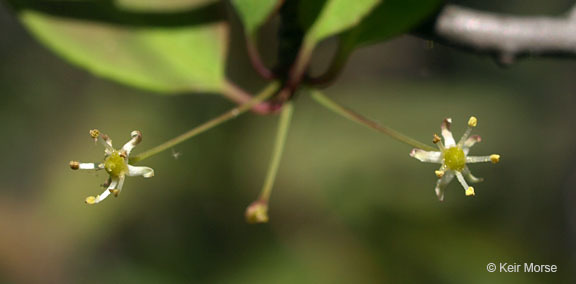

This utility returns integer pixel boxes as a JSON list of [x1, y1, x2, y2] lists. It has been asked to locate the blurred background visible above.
[[1, 0, 575, 283]]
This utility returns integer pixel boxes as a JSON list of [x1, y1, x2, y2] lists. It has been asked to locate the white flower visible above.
[[69, 129, 154, 205], [410, 117, 500, 201]]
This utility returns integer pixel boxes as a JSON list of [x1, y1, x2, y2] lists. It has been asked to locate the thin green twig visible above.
[[310, 89, 436, 151], [259, 102, 294, 201], [130, 82, 279, 163]]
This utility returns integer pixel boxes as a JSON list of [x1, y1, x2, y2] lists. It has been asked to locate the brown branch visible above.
[[418, 4, 576, 64]]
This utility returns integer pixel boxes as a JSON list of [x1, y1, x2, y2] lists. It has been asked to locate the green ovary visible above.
[[104, 152, 128, 176], [444, 147, 466, 171]]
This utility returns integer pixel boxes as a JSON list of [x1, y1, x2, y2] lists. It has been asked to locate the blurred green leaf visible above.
[[303, 0, 380, 45], [11, 0, 229, 93], [231, 0, 281, 36], [344, 0, 444, 48], [117, 0, 215, 12]]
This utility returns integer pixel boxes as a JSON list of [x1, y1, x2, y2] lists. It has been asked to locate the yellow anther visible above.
[[490, 154, 500, 164], [465, 187, 475, 196], [85, 196, 97, 205], [89, 129, 100, 139], [109, 189, 120, 197], [468, 116, 478, 127], [69, 161, 80, 170], [434, 170, 445, 178], [432, 134, 441, 144]]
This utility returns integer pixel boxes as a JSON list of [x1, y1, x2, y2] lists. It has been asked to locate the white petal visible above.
[[122, 130, 142, 155], [435, 171, 455, 201], [112, 175, 126, 197], [462, 135, 482, 155], [410, 149, 442, 163], [463, 167, 484, 183], [127, 165, 154, 178], [441, 118, 456, 147], [466, 156, 491, 163]]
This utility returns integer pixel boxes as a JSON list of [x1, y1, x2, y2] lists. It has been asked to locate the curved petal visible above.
[[410, 149, 442, 163], [86, 177, 118, 204], [462, 135, 482, 155], [463, 166, 484, 183], [122, 130, 142, 155], [441, 118, 456, 147], [435, 171, 455, 201], [127, 165, 154, 178]]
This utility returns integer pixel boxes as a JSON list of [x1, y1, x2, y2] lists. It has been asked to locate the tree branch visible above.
[[420, 4, 576, 64]]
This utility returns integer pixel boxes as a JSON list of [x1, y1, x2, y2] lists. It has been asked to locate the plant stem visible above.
[[221, 81, 277, 115], [130, 82, 280, 163], [259, 102, 294, 202], [310, 89, 436, 151], [246, 37, 275, 80], [305, 40, 353, 86]]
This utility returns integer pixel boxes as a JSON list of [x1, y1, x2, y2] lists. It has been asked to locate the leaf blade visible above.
[[15, 0, 228, 94]]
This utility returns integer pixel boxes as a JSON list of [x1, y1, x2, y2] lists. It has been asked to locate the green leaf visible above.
[[305, 0, 381, 44], [231, 0, 281, 36], [345, 0, 444, 48], [11, 0, 228, 94]]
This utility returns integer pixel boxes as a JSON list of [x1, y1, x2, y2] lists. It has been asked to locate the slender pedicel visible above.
[[310, 89, 435, 151], [130, 82, 280, 163], [246, 102, 294, 224]]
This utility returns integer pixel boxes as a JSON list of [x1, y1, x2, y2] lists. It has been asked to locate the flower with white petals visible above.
[[410, 117, 500, 201], [69, 129, 154, 205]]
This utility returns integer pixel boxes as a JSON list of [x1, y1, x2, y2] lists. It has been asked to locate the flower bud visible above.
[[245, 200, 269, 224]]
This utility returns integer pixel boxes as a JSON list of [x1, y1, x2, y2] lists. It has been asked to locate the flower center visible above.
[[444, 147, 466, 171], [104, 151, 128, 177]]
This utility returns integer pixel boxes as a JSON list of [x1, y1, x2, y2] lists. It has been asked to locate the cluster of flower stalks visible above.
[[69, 88, 500, 224]]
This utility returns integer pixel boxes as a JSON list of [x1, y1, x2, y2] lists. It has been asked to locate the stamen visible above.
[[69, 161, 80, 170], [435, 170, 445, 178], [466, 156, 495, 163], [455, 171, 472, 196], [433, 134, 445, 150], [490, 154, 500, 164], [458, 117, 477, 147], [109, 189, 120, 197]]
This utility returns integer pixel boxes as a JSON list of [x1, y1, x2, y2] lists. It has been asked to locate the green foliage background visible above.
[[0, 0, 574, 283]]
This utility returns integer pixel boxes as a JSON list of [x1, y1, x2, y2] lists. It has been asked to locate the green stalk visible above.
[[310, 89, 436, 151], [259, 102, 294, 201], [130, 82, 279, 163]]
